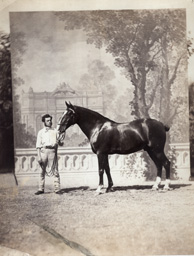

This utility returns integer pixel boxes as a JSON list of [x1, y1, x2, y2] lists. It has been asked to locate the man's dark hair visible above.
[[42, 114, 52, 122]]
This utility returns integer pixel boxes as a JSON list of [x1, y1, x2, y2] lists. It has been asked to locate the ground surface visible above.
[[0, 180, 194, 256]]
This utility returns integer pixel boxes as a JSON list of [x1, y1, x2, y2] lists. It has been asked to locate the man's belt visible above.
[[44, 146, 56, 149]]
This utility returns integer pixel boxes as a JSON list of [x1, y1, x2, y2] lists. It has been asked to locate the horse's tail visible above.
[[164, 125, 170, 132]]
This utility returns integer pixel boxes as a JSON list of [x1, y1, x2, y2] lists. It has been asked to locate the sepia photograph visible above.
[[0, 0, 194, 255]]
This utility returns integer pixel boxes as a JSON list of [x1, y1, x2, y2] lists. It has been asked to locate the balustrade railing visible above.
[[15, 143, 190, 185]]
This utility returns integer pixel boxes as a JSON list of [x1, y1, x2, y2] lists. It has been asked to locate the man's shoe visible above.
[[55, 190, 62, 195], [35, 190, 44, 195]]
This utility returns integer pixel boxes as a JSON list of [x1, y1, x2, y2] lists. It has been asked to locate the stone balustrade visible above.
[[15, 143, 190, 187]]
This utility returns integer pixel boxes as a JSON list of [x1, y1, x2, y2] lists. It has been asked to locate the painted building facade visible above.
[[20, 83, 104, 135]]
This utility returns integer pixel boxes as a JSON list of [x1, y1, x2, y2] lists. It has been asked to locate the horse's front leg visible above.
[[96, 169, 104, 194], [104, 156, 114, 193], [96, 154, 105, 194]]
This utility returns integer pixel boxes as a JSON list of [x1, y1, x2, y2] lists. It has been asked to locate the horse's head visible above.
[[57, 102, 77, 134]]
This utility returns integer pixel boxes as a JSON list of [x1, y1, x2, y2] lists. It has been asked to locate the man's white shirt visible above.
[[36, 127, 59, 149]]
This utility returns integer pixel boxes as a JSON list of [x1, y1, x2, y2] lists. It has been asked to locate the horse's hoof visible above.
[[106, 187, 114, 193], [151, 186, 159, 191], [159, 189, 167, 193], [95, 190, 103, 196], [163, 187, 172, 191]]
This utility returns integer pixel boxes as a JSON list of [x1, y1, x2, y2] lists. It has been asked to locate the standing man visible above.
[[35, 114, 63, 195]]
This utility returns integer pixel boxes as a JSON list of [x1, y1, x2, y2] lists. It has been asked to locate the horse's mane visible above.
[[74, 105, 115, 123]]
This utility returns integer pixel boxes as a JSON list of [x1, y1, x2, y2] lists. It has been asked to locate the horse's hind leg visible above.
[[147, 149, 163, 190], [155, 152, 171, 190], [162, 154, 171, 190], [147, 148, 171, 190]]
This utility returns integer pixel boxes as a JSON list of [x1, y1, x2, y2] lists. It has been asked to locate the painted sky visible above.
[[10, 11, 130, 95], [1, 0, 194, 93], [0, 0, 194, 82]]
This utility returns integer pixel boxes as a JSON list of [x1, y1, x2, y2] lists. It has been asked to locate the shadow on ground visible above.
[[60, 186, 90, 194], [113, 183, 192, 191], [58, 183, 192, 194]]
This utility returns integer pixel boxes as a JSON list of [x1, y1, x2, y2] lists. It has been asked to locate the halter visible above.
[[57, 108, 76, 134], [57, 132, 66, 144]]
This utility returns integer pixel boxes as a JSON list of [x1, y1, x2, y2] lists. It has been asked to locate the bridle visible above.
[[57, 131, 66, 144], [57, 108, 76, 138], [57, 111, 67, 127]]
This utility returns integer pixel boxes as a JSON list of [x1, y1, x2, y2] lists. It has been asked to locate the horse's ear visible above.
[[65, 101, 69, 108], [69, 101, 75, 110]]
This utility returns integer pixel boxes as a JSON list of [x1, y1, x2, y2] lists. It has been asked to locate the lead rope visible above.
[[45, 132, 65, 177], [45, 146, 58, 177]]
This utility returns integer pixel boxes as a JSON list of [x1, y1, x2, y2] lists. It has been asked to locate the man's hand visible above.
[[58, 141, 64, 146], [38, 157, 43, 165]]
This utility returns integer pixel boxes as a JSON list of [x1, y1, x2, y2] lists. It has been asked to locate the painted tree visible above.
[[188, 35, 194, 139], [156, 11, 187, 125], [10, 25, 36, 148], [55, 9, 188, 180], [188, 33, 194, 57], [79, 60, 115, 90], [79, 59, 133, 121], [78, 60, 116, 116], [0, 32, 14, 171], [0, 33, 12, 125], [188, 34, 194, 176], [55, 9, 187, 125]]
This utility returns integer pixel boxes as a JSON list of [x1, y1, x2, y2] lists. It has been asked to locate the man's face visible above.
[[44, 117, 52, 128]]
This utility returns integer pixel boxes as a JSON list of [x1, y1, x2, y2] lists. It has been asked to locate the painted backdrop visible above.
[[10, 10, 188, 150]]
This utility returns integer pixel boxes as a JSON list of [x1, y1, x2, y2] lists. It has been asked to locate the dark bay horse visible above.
[[57, 102, 171, 194]]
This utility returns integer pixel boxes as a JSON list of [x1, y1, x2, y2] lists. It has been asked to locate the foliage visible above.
[[121, 152, 148, 180], [0, 32, 12, 127], [187, 33, 194, 57], [122, 149, 178, 182], [78, 138, 89, 147], [167, 147, 179, 180], [78, 59, 133, 121], [9, 27, 38, 148], [78, 59, 116, 116], [55, 10, 188, 180], [0, 32, 14, 170], [189, 83, 194, 162], [79, 59, 115, 90], [0, 31, 36, 149], [142, 147, 178, 181], [63, 132, 89, 147], [14, 123, 36, 148], [56, 10, 187, 125]]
